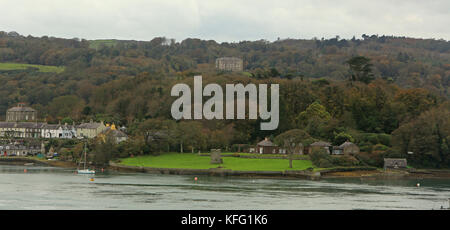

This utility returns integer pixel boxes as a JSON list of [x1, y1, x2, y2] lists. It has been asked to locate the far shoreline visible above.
[[1, 157, 450, 180]]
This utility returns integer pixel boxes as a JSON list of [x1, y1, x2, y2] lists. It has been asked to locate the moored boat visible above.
[[77, 142, 95, 175]]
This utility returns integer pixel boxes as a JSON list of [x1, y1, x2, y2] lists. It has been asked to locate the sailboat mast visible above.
[[84, 142, 87, 170]]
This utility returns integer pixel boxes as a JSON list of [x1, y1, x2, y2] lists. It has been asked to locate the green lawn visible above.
[[119, 153, 314, 171], [200, 152, 310, 160], [0, 62, 65, 73]]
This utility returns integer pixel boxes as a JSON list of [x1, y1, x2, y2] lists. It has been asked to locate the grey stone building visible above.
[[215, 57, 244, 72], [384, 158, 407, 170], [0, 122, 45, 138], [6, 103, 37, 122], [0, 143, 42, 156]]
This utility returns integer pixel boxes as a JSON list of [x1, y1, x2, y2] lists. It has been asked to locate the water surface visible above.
[[0, 164, 449, 210]]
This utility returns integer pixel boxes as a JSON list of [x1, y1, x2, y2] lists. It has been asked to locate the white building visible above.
[[41, 123, 76, 139]]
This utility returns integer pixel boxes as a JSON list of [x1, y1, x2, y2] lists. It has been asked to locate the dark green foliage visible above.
[[310, 148, 360, 168], [309, 148, 333, 168], [346, 56, 375, 84], [333, 132, 354, 145]]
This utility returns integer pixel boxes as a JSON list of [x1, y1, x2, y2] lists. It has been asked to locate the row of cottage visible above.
[[0, 143, 43, 156], [0, 120, 127, 141], [250, 138, 360, 155]]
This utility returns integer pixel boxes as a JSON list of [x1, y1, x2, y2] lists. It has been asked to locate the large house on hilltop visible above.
[[6, 103, 37, 122], [216, 57, 244, 72]]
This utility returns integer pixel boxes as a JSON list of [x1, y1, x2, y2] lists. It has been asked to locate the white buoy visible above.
[[416, 183, 420, 187]]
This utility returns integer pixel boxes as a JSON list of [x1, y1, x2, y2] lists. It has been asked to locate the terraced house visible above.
[[76, 120, 107, 139], [41, 123, 77, 139], [0, 122, 45, 138], [1, 105, 110, 140]]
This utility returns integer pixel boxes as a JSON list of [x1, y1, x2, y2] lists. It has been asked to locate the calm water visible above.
[[0, 164, 449, 210]]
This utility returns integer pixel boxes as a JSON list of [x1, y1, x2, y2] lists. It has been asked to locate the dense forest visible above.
[[0, 31, 449, 168]]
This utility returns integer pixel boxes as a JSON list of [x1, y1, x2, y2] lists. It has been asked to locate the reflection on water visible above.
[[0, 165, 449, 210]]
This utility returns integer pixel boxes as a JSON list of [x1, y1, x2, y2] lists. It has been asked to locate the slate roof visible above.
[[7, 106, 36, 112], [0, 122, 45, 129], [108, 129, 127, 138], [77, 122, 103, 129], [339, 141, 357, 148], [310, 141, 332, 147], [257, 139, 277, 147]]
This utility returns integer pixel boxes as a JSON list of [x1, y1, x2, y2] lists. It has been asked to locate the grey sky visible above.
[[0, 0, 448, 42]]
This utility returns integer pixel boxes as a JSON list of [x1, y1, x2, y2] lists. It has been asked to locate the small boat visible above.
[[76, 142, 95, 175], [24, 163, 34, 166], [77, 169, 96, 174]]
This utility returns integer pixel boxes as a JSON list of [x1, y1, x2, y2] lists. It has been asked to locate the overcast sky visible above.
[[0, 0, 448, 42]]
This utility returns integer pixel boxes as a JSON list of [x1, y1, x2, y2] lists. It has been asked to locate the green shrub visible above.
[[377, 134, 391, 146], [332, 155, 360, 166], [333, 132, 354, 145], [373, 144, 389, 151], [310, 148, 334, 168], [367, 134, 379, 145], [318, 158, 333, 168], [359, 144, 373, 153], [357, 153, 380, 167]]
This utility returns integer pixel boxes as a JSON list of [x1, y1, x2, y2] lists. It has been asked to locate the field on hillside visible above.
[[0, 62, 65, 73], [89, 39, 119, 49]]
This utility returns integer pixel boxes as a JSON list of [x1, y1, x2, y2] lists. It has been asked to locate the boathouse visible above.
[[384, 158, 407, 170]]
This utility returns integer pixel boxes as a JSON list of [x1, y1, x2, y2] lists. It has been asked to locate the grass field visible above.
[[0, 62, 65, 73], [119, 153, 314, 171], [88, 39, 119, 49]]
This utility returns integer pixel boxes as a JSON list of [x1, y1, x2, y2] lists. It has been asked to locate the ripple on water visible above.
[[1, 165, 450, 209]]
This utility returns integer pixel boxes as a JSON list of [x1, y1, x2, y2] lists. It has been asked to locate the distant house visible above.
[[41, 123, 76, 139], [332, 141, 360, 155], [255, 137, 285, 154], [215, 57, 244, 72], [332, 146, 343, 155], [6, 103, 37, 122], [100, 124, 128, 143], [309, 141, 332, 154], [0, 122, 45, 138], [76, 120, 107, 139], [0, 143, 42, 156], [384, 158, 407, 170], [256, 138, 277, 154]]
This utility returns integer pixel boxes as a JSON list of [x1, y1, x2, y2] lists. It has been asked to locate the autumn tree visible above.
[[346, 56, 375, 84]]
